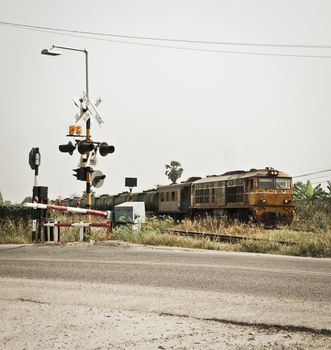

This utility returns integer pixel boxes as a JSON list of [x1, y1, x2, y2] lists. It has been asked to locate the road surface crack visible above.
[[16, 298, 51, 305], [158, 312, 331, 336]]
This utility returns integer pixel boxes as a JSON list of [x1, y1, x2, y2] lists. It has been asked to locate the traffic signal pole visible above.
[[84, 49, 92, 209]]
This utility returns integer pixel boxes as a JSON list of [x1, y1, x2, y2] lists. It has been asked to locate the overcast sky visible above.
[[1, 0, 331, 203]]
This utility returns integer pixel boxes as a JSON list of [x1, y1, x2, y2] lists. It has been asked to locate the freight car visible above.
[[61, 167, 294, 226]]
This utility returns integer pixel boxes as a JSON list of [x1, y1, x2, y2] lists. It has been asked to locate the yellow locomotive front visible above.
[[247, 168, 295, 226], [190, 167, 295, 226]]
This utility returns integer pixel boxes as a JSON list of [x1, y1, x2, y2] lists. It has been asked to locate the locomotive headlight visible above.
[[283, 199, 291, 204], [258, 198, 266, 204]]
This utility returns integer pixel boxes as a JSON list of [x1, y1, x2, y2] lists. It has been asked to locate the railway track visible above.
[[170, 229, 296, 245]]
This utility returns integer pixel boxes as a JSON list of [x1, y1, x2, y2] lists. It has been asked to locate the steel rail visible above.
[[170, 229, 296, 245]]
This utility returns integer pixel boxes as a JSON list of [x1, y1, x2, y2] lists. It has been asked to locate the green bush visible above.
[[0, 205, 32, 222]]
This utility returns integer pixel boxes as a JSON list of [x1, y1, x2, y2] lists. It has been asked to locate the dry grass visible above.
[[0, 218, 31, 244], [111, 216, 331, 258], [0, 213, 108, 244], [43, 213, 109, 243], [1, 212, 330, 257]]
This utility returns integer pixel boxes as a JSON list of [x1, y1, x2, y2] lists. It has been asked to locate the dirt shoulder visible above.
[[0, 277, 330, 350]]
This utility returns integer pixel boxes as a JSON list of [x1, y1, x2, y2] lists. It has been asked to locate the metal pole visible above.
[[34, 148, 40, 187], [51, 45, 92, 210], [84, 49, 92, 210], [34, 167, 38, 187]]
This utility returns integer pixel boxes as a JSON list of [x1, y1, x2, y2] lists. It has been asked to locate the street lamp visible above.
[[41, 44, 92, 209]]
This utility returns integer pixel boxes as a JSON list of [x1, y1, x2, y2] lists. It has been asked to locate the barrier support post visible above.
[[79, 225, 84, 242]]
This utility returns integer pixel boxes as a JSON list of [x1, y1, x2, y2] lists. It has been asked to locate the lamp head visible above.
[[41, 48, 61, 56]]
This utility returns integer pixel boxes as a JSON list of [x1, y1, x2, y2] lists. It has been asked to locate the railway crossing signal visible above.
[[58, 91, 115, 196], [59, 139, 115, 158], [59, 141, 76, 155], [92, 170, 106, 188], [99, 142, 115, 156], [59, 139, 115, 157], [73, 167, 89, 181], [74, 93, 104, 126], [73, 167, 106, 188], [77, 139, 94, 154]]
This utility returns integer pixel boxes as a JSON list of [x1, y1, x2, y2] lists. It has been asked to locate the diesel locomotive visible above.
[[63, 167, 294, 226]]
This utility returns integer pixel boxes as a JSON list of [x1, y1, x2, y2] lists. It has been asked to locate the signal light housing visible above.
[[59, 141, 76, 155], [73, 167, 90, 181], [78, 140, 94, 154], [91, 170, 106, 188], [99, 142, 115, 157], [29, 147, 41, 170]]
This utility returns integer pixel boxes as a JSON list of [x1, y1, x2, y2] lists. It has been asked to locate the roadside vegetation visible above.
[[111, 215, 331, 258], [0, 205, 31, 243], [0, 180, 330, 257]]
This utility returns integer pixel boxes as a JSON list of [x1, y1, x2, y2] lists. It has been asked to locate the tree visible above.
[[293, 180, 327, 202], [0, 191, 3, 205], [21, 196, 32, 204], [165, 161, 183, 184]]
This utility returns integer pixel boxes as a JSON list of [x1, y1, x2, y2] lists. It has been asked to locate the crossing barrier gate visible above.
[[24, 202, 112, 242]]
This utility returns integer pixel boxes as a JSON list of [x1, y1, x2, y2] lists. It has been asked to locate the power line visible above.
[[2, 21, 331, 59], [311, 180, 331, 185], [1, 21, 331, 49], [306, 175, 331, 181], [294, 169, 331, 178]]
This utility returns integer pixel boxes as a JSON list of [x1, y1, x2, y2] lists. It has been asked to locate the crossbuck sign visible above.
[[75, 92, 104, 126]]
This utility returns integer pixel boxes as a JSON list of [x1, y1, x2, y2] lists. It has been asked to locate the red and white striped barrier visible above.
[[25, 202, 112, 242], [24, 202, 110, 218]]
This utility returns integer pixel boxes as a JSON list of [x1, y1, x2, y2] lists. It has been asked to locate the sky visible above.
[[0, 0, 331, 203]]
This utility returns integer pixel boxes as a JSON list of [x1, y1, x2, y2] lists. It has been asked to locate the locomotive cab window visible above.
[[258, 178, 274, 189], [258, 178, 291, 189], [275, 178, 290, 189]]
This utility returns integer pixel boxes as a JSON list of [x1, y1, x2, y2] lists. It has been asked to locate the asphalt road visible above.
[[0, 242, 330, 349]]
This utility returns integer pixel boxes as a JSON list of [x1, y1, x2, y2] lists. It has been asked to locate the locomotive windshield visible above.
[[258, 177, 291, 189], [275, 178, 291, 189]]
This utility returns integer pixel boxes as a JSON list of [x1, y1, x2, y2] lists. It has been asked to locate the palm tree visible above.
[[165, 161, 183, 184]]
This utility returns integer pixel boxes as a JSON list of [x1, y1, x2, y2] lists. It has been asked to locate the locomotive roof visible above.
[[193, 168, 291, 184]]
